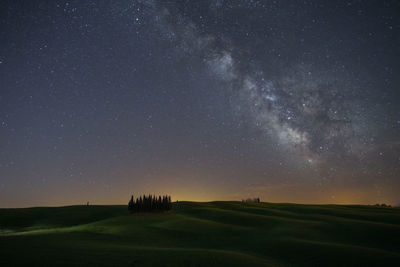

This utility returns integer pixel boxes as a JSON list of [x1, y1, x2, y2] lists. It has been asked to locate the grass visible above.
[[0, 201, 399, 266]]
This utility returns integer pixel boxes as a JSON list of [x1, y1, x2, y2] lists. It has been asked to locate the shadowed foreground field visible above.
[[1, 202, 399, 266]]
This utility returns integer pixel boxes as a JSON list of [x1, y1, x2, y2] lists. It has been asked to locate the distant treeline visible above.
[[242, 197, 260, 203], [128, 195, 172, 213], [375, 203, 392, 207]]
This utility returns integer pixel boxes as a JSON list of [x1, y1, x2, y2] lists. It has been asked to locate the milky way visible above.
[[155, 1, 397, 170], [1, 0, 399, 206]]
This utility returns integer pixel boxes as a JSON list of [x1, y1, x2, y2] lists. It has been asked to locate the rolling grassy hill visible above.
[[1, 201, 399, 266]]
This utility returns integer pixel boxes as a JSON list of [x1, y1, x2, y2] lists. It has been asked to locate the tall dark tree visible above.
[[128, 195, 134, 213]]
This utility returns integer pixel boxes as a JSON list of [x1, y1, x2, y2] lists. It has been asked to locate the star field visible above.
[[1, 0, 399, 207]]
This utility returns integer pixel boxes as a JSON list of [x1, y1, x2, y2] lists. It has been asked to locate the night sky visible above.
[[1, 0, 399, 207]]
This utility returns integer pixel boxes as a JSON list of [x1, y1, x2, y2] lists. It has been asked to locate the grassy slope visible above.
[[0, 202, 399, 266]]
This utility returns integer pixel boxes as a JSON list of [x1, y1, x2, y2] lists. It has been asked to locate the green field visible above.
[[1, 202, 399, 266]]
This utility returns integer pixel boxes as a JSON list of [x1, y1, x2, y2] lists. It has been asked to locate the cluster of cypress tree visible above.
[[128, 195, 172, 213]]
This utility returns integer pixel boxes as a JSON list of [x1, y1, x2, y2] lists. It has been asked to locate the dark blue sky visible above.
[[1, 0, 399, 207]]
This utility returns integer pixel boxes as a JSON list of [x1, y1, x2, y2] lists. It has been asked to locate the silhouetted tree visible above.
[[128, 195, 134, 213]]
